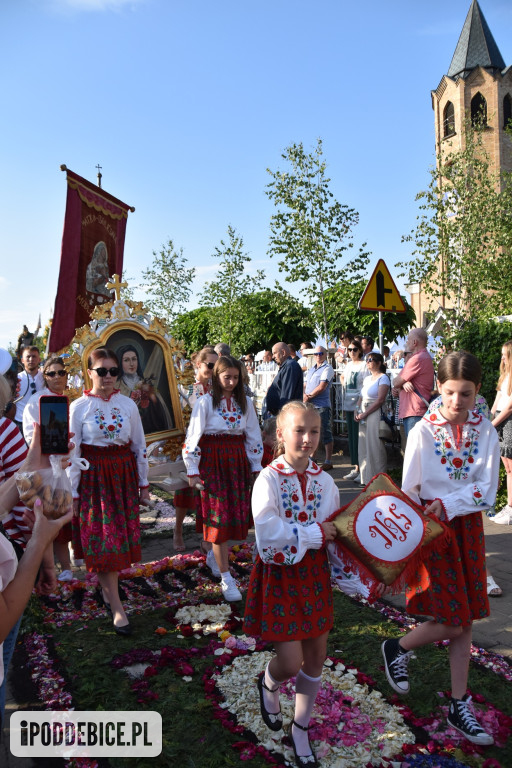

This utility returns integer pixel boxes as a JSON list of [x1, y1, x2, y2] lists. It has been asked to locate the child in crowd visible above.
[[261, 417, 277, 467], [244, 401, 338, 767], [174, 346, 218, 553], [183, 356, 262, 602], [382, 351, 499, 746]]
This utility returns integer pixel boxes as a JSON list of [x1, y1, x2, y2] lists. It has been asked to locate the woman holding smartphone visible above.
[[23, 356, 74, 581], [68, 347, 149, 635]]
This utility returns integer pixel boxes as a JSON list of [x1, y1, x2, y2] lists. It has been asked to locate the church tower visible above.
[[408, 0, 512, 328]]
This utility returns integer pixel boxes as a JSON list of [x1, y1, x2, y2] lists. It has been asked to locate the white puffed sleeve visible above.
[[68, 398, 86, 498], [22, 393, 43, 445], [401, 425, 423, 506], [182, 396, 209, 475], [126, 397, 149, 488], [243, 399, 263, 472], [441, 429, 500, 520]]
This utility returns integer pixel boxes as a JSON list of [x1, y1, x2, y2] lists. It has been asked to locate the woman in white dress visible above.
[[354, 352, 390, 486], [340, 339, 366, 482]]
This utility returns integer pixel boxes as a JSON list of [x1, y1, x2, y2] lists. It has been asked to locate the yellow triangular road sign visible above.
[[358, 259, 406, 313]]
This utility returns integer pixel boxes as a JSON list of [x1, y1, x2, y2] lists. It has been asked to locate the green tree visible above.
[[199, 225, 265, 347], [171, 307, 213, 355], [230, 289, 316, 354], [449, 318, 512, 406], [319, 280, 416, 343], [139, 239, 195, 324], [266, 138, 370, 343], [399, 119, 512, 331]]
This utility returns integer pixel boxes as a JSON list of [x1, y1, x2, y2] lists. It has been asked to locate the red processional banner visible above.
[[49, 167, 134, 353]]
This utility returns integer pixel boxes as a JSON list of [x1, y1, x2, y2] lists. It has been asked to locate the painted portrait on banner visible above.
[[86, 241, 112, 298]]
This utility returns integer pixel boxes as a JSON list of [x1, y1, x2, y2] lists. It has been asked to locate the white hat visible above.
[[0, 348, 13, 376]]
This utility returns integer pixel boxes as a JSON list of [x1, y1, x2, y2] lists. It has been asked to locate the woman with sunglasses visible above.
[[68, 348, 149, 635], [354, 352, 390, 486], [340, 340, 367, 482], [23, 356, 75, 581], [173, 347, 218, 553]]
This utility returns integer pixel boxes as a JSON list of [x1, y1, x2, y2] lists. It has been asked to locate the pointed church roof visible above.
[[447, 0, 506, 80]]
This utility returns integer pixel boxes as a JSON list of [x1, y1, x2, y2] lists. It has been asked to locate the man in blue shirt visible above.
[[265, 342, 303, 415], [304, 346, 335, 470]]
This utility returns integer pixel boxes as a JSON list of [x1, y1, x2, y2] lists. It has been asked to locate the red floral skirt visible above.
[[196, 433, 252, 544], [405, 511, 489, 626], [243, 549, 333, 641], [76, 443, 141, 573], [174, 486, 202, 533]]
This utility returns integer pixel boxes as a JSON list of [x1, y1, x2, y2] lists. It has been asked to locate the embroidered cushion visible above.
[[328, 473, 449, 595]]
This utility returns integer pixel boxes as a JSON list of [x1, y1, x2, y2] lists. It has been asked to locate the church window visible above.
[[443, 101, 455, 137], [471, 93, 487, 126], [504, 94, 512, 129]]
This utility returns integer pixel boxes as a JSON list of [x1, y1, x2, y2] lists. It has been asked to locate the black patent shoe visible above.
[[257, 672, 283, 731], [290, 720, 318, 767], [114, 621, 132, 636]]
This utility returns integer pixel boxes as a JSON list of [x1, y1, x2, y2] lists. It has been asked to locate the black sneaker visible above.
[[381, 638, 414, 694], [447, 694, 494, 745]]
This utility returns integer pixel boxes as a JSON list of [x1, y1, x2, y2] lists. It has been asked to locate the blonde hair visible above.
[[498, 341, 512, 397], [275, 401, 320, 457]]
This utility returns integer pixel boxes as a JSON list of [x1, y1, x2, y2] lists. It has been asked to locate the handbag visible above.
[[379, 412, 394, 441], [380, 403, 399, 444]]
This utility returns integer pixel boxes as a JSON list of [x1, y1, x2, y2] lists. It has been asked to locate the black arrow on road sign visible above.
[[376, 270, 392, 307]]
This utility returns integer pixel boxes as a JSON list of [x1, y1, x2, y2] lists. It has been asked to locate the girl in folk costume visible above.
[[381, 352, 499, 746], [182, 356, 262, 602], [243, 401, 338, 768], [173, 346, 218, 553]]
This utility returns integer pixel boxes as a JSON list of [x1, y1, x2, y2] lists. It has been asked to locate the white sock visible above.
[[292, 670, 321, 756], [263, 663, 282, 714]]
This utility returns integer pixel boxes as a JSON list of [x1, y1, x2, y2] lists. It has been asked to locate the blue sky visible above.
[[1, 0, 511, 350]]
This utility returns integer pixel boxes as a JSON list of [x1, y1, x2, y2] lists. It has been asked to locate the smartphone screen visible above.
[[39, 396, 69, 455]]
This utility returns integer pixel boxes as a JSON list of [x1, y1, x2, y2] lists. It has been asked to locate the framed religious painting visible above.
[[81, 321, 184, 444]]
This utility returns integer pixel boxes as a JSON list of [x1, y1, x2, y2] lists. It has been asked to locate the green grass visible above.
[[17, 587, 512, 768]]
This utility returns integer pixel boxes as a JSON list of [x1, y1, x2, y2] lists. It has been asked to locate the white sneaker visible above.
[[58, 569, 73, 582], [352, 474, 361, 484], [491, 507, 512, 525], [221, 575, 242, 602], [343, 469, 358, 480], [72, 558, 85, 567], [206, 548, 221, 577]]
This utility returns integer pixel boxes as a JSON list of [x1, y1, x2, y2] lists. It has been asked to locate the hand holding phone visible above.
[[39, 396, 69, 455]]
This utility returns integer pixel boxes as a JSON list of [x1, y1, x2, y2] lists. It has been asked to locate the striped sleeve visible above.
[[0, 418, 30, 547]]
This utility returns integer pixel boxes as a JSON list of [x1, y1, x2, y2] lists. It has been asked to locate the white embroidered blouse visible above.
[[252, 457, 340, 565], [402, 407, 500, 521], [68, 390, 149, 497], [182, 393, 263, 475]]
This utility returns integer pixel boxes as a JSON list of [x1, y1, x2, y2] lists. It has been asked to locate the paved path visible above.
[[2, 445, 511, 765]]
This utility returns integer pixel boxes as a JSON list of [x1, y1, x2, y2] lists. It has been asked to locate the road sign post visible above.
[[358, 260, 406, 353]]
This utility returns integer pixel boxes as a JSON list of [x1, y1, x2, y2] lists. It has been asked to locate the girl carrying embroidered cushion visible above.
[[68, 348, 149, 635], [381, 351, 499, 746], [182, 355, 262, 602]]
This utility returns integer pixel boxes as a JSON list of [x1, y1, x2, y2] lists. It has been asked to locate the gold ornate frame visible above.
[[81, 321, 184, 444]]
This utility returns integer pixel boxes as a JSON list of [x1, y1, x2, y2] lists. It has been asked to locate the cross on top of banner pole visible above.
[[106, 274, 128, 301]]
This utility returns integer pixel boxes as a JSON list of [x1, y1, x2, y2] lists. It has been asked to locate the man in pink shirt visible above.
[[392, 328, 434, 439]]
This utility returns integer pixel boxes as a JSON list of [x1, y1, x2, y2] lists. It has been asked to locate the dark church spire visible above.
[[447, 0, 505, 80]]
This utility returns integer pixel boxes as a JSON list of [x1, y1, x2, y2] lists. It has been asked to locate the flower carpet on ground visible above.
[[12, 545, 512, 768]]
